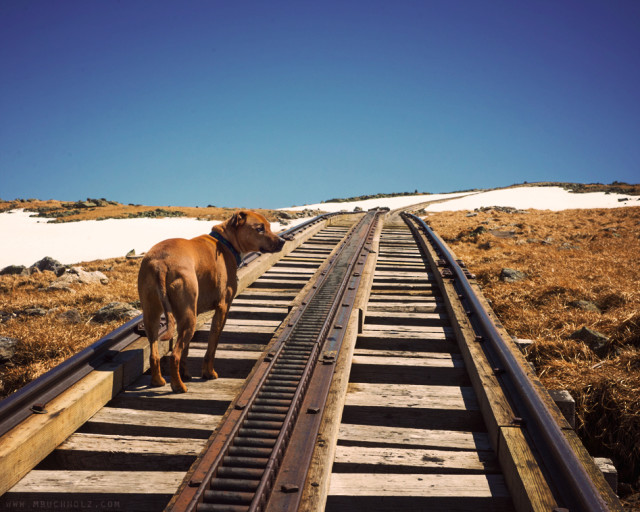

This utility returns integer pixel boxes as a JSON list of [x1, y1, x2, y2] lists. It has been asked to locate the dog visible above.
[[137, 210, 285, 393]]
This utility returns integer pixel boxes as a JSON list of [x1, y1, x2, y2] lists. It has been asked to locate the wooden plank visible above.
[[333, 445, 499, 473], [359, 329, 453, 340], [106, 377, 244, 415], [115, 376, 242, 399], [2, 471, 184, 512], [348, 355, 468, 386], [368, 294, 437, 302], [352, 353, 462, 365], [222, 318, 282, 327], [338, 424, 492, 451], [355, 333, 456, 354], [497, 426, 559, 512], [327, 473, 513, 512], [345, 383, 478, 411], [227, 306, 289, 320], [81, 407, 222, 438], [361, 323, 448, 332], [366, 303, 441, 313], [364, 311, 448, 326], [352, 350, 458, 359], [39, 433, 205, 471], [185, 348, 263, 360]]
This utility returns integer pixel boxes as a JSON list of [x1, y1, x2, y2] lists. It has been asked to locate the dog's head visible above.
[[227, 210, 285, 254]]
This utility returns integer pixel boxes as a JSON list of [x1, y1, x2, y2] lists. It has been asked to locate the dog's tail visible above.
[[138, 259, 174, 341], [155, 267, 175, 340], [157, 272, 172, 320]]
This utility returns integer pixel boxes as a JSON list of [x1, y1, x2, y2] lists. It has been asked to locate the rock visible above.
[[91, 302, 140, 324], [21, 307, 48, 317], [500, 268, 527, 283], [73, 200, 97, 208], [465, 212, 478, 217], [58, 309, 83, 324], [276, 211, 295, 220], [31, 256, 66, 276], [48, 267, 108, 290], [0, 336, 19, 363], [0, 311, 15, 323], [570, 327, 609, 355], [490, 230, 516, 239], [0, 265, 29, 276], [569, 300, 601, 313]]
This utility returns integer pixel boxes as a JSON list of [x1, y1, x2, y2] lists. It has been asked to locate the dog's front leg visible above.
[[202, 299, 230, 380]]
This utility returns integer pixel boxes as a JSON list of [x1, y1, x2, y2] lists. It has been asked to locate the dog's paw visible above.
[[202, 369, 219, 380], [181, 373, 193, 382], [150, 376, 167, 387], [171, 381, 188, 393]]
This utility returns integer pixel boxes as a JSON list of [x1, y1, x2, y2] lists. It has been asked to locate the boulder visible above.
[[30, 257, 66, 276], [500, 268, 527, 283], [0, 265, 29, 276], [569, 300, 601, 313], [48, 267, 108, 290], [570, 327, 609, 355], [91, 302, 140, 324], [58, 309, 83, 324], [21, 307, 48, 317], [0, 336, 19, 363]]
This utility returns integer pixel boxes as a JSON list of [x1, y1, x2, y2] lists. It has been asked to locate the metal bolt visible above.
[[31, 403, 47, 414]]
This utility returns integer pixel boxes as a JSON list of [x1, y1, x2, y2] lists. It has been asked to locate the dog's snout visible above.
[[275, 236, 286, 251]]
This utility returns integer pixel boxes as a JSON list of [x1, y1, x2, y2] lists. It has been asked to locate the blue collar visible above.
[[209, 231, 242, 266]]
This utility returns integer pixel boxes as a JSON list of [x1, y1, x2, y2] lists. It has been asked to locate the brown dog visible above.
[[137, 210, 285, 393]]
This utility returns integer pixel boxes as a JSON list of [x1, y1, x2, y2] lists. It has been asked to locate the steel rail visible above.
[[0, 315, 154, 437], [167, 211, 377, 512], [402, 212, 612, 512], [0, 212, 344, 439]]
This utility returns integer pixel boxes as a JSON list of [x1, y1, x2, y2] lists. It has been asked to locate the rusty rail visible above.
[[167, 210, 381, 512], [401, 212, 615, 512]]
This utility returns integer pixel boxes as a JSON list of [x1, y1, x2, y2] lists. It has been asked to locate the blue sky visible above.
[[1, 1, 639, 209]]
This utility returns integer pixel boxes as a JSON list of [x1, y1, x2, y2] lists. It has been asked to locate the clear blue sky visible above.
[[1, 1, 639, 209]]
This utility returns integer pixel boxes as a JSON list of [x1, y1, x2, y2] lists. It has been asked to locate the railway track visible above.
[[0, 209, 624, 512]]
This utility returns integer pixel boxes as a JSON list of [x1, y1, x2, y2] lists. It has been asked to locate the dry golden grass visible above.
[[0, 198, 293, 222], [0, 257, 141, 395], [426, 206, 640, 503]]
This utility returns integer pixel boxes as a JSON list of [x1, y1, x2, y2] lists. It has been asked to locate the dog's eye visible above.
[[255, 224, 265, 233]]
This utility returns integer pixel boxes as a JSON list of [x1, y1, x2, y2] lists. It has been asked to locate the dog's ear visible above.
[[230, 211, 247, 228]]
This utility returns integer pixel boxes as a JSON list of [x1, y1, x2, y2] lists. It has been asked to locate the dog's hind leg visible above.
[[168, 279, 198, 393], [138, 283, 167, 387]]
